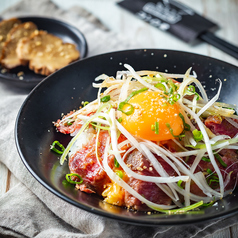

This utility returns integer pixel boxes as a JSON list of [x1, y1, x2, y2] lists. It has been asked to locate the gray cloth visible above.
[[0, 0, 238, 237]]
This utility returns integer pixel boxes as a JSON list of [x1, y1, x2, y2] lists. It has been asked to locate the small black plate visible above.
[[15, 49, 238, 226], [0, 16, 88, 89]]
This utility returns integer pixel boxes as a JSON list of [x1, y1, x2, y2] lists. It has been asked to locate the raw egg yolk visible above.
[[121, 91, 184, 141]]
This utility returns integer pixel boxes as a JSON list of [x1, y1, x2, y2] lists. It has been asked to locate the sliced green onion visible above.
[[116, 170, 123, 179], [67, 121, 74, 126], [168, 79, 176, 92], [125, 87, 148, 102], [50, 141, 65, 155], [83, 101, 89, 107], [101, 95, 110, 102], [187, 85, 196, 93], [192, 129, 203, 142], [201, 157, 211, 162], [206, 174, 219, 188], [177, 180, 183, 189], [179, 113, 190, 131], [166, 123, 185, 140], [214, 153, 227, 168], [201, 198, 215, 207], [168, 93, 180, 105], [206, 169, 213, 174], [117, 117, 122, 123], [185, 85, 200, 100], [155, 83, 166, 91], [154, 121, 159, 134], [114, 158, 120, 168], [206, 169, 219, 188], [65, 173, 83, 184], [194, 92, 200, 100], [118, 101, 134, 115], [148, 200, 204, 214], [208, 177, 219, 186]]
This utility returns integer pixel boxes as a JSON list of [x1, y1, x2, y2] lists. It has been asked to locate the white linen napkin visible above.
[[0, 1, 238, 237]]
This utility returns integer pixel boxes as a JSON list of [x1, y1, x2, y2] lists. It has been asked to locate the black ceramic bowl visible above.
[[0, 16, 88, 89], [15, 49, 238, 226]]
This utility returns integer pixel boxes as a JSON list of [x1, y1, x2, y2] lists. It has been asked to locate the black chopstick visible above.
[[199, 31, 238, 59]]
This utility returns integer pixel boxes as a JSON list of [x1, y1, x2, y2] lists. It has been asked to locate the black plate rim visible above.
[[0, 16, 88, 87], [15, 48, 238, 226]]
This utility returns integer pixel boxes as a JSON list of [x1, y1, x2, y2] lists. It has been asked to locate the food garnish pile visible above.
[[0, 18, 80, 76], [52, 64, 238, 214]]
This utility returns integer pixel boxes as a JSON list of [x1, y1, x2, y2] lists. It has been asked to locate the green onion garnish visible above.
[[117, 117, 122, 123], [118, 101, 134, 115], [151, 122, 159, 134], [155, 83, 166, 91], [83, 101, 89, 107], [206, 168, 213, 174], [192, 129, 203, 142], [201, 157, 211, 162], [214, 153, 227, 168], [166, 123, 185, 140], [50, 141, 65, 155], [118, 88, 148, 115], [201, 198, 215, 207], [154, 121, 159, 134], [125, 87, 148, 102], [179, 113, 190, 131], [168, 93, 180, 105], [177, 180, 183, 189], [206, 169, 219, 188], [101, 95, 110, 102], [116, 170, 123, 179], [114, 158, 120, 168], [148, 200, 204, 214], [185, 85, 200, 100], [187, 85, 196, 93], [65, 173, 83, 184]]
